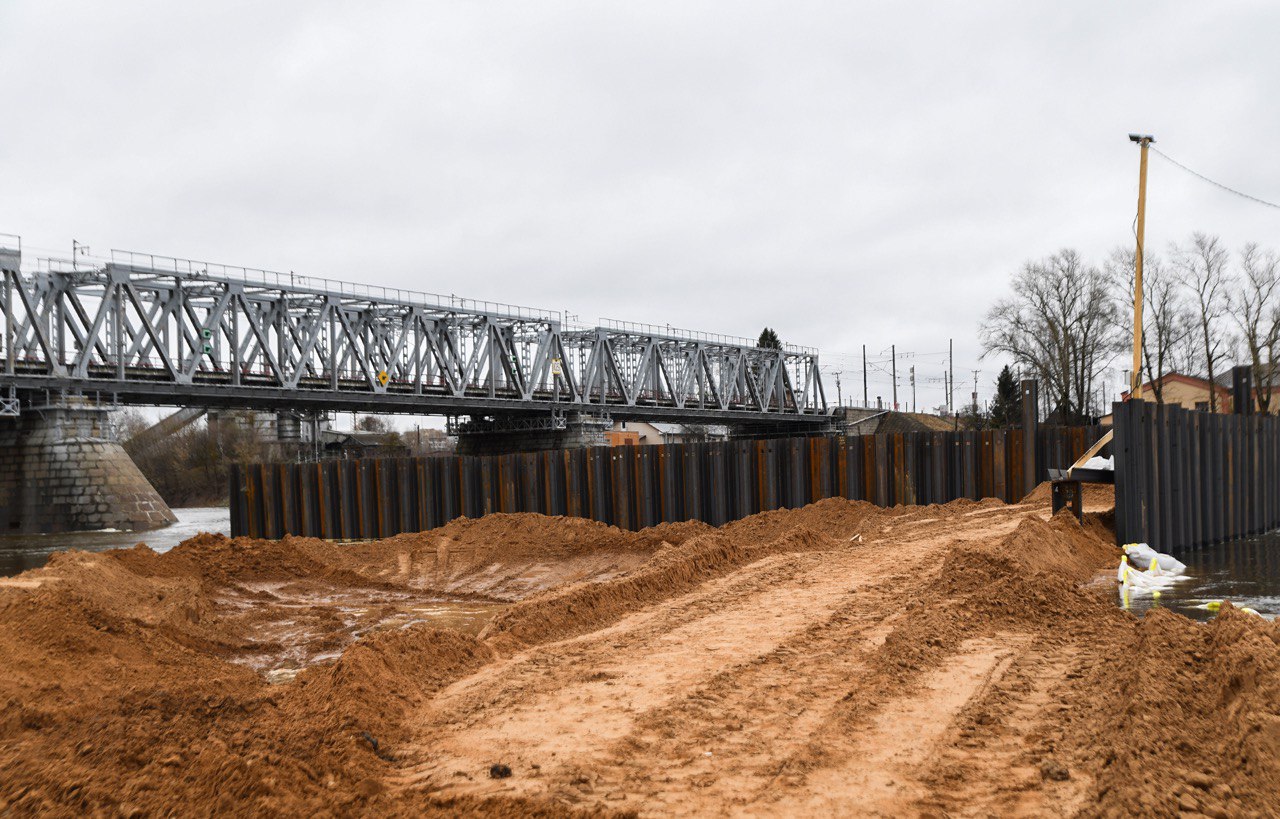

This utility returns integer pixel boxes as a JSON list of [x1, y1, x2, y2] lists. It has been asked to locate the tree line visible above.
[[118, 412, 424, 507], [119, 410, 265, 507], [980, 232, 1277, 424]]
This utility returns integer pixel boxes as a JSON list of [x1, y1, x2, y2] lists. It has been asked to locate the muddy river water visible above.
[[0, 509, 507, 671], [1120, 531, 1280, 621], [0, 507, 233, 576]]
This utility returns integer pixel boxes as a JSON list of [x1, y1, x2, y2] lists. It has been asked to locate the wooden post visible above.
[[1129, 134, 1155, 399], [1021, 379, 1039, 497]]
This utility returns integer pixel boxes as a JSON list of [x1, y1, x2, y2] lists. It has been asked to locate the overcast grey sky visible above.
[[3, 1, 1279, 412]]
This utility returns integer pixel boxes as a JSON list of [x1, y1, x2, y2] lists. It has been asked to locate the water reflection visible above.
[[0, 507, 231, 577], [1121, 531, 1280, 621]]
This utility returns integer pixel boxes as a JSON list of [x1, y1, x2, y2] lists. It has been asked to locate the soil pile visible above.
[[1059, 604, 1280, 817], [0, 515, 654, 815], [2, 483, 1279, 816]]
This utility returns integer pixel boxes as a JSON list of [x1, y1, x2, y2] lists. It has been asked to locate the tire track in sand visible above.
[[392, 507, 1042, 813], [394, 540, 924, 806], [761, 635, 1027, 817], [568, 584, 911, 813], [915, 641, 1092, 818]]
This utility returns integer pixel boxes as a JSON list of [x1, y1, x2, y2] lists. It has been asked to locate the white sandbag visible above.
[[1123, 543, 1186, 575]]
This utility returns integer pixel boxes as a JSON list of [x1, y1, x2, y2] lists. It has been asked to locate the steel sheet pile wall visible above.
[[1114, 400, 1280, 551], [230, 427, 1102, 539]]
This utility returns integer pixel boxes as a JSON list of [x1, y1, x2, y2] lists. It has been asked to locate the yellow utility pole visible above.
[[1128, 134, 1155, 400], [1065, 136, 1154, 475]]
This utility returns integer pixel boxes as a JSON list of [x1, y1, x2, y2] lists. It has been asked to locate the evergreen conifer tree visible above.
[[988, 366, 1021, 428]]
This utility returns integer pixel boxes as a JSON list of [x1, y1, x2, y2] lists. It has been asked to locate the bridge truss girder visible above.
[[0, 249, 826, 423]]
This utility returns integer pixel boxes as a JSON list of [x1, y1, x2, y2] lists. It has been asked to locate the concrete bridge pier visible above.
[[0, 396, 176, 534]]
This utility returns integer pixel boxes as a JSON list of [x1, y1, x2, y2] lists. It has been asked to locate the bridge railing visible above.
[[107, 248, 559, 323], [597, 318, 818, 356]]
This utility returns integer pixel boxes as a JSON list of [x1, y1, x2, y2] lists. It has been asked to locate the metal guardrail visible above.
[[107, 248, 559, 323], [598, 317, 817, 355]]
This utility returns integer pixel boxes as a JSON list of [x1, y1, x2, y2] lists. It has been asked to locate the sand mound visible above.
[[925, 513, 1123, 635], [722, 496, 884, 544], [112, 532, 387, 590], [0, 543, 570, 815], [6, 483, 1280, 816], [481, 523, 852, 648], [999, 511, 1119, 581], [835, 512, 1124, 692], [111, 512, 675, 604], [1059, 605, 1280, 817]]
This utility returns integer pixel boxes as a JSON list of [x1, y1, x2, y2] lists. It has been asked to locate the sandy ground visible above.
[[392, 496, 1110, 816], [2, 485, 1279, 817]]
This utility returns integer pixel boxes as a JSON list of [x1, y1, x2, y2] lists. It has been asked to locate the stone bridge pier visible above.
[[0, 396, 175, 534]]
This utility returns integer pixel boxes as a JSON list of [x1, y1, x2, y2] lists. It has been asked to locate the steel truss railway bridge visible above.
[[0, 239, 828, 432]]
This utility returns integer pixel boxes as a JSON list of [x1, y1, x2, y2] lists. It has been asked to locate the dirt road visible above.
[[393, 501, 1100, 816], [2, 489, 1279, 817]]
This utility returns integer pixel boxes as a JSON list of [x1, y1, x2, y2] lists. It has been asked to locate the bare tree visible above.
[[122, 411, 268, 506], [355, 414, 391, 433], [980, 249, 1124, 423], [1172, 313, 1206, 382], [1175, 233, 1233, 412], [1105, 247, 1195, 402], [1234, 243, 1280, 413]]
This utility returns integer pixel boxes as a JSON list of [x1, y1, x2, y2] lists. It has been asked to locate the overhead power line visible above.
[[1150, 146, 1280, 211]]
